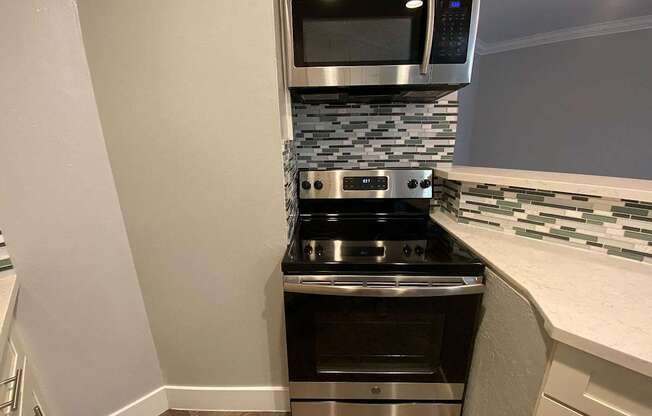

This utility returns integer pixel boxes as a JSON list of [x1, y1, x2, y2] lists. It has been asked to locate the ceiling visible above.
[[478, 0, 652, 44]]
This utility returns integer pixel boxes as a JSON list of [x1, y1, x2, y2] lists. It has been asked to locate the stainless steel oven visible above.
[[280, 0, 481, 102], [282, 169, 485, 416]]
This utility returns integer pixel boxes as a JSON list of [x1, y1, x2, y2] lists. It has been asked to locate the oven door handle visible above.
[[283, 281, 484, 297]]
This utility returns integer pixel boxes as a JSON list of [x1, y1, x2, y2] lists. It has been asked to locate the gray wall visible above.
[[0, 1, 164, 415], [77, 0, 289, 388], [455, 29, 652, 180]]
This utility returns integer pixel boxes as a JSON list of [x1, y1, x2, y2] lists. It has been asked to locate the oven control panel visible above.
[[299, 169, 433, 199]]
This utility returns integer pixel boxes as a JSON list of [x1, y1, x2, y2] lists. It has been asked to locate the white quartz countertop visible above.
[[0, 273, 18, 344], [431, 211, 652, 378], [435, 166, 652, 202]]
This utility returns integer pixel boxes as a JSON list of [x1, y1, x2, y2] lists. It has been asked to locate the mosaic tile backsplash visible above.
[[283, 139, 298, 235], [441, 180, 652, 263], [282, 95, 459, 230], [0, 231, 14, 277], [292, 97, 457, 170]]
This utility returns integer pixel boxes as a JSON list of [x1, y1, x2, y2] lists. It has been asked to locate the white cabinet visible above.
[[536, 396, 582, 416], [536, 343, 652, 416], [0, 331, 47, 416]]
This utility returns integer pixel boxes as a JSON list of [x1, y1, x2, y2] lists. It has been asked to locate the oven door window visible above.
[[285, 293, 481, 383], [291, 0, 428, 67]]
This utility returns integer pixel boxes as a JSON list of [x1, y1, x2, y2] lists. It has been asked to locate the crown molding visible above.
[[476, 14, 652, 55]]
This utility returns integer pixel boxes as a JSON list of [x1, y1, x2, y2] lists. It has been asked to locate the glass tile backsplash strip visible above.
[[440, 180, 652, 263], [0, 231, 14, 276]]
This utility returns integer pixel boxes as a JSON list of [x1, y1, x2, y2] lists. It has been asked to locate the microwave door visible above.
[[290, 0, 428, 68], [282, 0, 479, 89]]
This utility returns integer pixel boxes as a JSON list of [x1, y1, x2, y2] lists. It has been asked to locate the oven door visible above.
[[284, 278, 482, 401], [281, 0, 480, 88]]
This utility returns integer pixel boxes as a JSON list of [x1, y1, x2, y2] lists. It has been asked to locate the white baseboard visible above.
[[108, 386, 169, 416], [166, 385, 290, 412], [108, 385, 290, 415]]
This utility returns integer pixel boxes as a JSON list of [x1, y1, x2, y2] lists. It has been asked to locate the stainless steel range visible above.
[[282, 169, 485, 416]]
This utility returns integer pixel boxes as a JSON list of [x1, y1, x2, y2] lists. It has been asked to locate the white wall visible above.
[[0, 1, 164, 415], [456, 29, 652, 179], [77, 0, 289, 390]]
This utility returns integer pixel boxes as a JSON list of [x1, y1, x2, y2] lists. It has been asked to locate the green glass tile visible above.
[[550, 229, 598, 242], [624, 231, 652, 242], [0, 258, 12, 269], [478, 206, 514, 216], [516, 194, 544, 202], [468, 188, 504, 198], [496, 200, 522, 208], [607, 249, 644, 262], [515, 229, 543, 240], [526, 214, 556, 224], [612, 206, 649, 216], [582, 213, 617, 223]]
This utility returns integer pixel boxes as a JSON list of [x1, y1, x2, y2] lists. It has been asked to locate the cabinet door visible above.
[[462, 268, 551, 416], [536, 396, 582, 416], [544, 344, 652, 416], [0, 340, 18, 415], [20, 362, 45, 416], [10, 331, 48, 416]]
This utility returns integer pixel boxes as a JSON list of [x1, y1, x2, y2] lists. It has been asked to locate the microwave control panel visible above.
[[433, 0, 473, 64]]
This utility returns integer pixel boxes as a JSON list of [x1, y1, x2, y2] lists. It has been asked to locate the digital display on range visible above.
[[450, 1, 461, 7], [343, 176, 388, 190], [341, 247, 385, 257]]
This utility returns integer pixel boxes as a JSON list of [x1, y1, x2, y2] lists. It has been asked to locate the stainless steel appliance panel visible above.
[[281, 0, 480, 88], [299, 169, 433, 199], [289, 381, 464, 400], [291, 401, 462, 416]]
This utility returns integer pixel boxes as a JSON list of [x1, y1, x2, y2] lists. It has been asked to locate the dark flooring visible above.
[[161, 411, 289, 416]]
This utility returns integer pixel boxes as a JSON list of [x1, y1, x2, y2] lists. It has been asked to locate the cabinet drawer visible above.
[[544, 344, 652, 416], [536, 396, 582, 416]]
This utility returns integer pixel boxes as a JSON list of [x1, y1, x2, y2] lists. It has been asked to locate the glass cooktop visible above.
[[282, 217, 484, 276]]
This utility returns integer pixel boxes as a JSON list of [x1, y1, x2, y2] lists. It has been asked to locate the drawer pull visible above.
[[0, 368, 22, 411]]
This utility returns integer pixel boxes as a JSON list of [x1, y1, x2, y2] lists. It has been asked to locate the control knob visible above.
[[315, 245, 324, 257], [303, 245, 313, 255], [407, 179, 419, 189], [420, 179, 432, 189], [414, 246, 424, 256], [403, 245, 412, 256], [301, 180, 311, 190], [314, 180, 324, 190]]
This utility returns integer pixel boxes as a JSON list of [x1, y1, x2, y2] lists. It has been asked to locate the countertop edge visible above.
[[434, 166, 652, 202], [431, 211, 652, 379], [0, 274, 19, 346]]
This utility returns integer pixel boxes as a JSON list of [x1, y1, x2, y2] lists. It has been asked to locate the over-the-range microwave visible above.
[[281, 0, 480, 103]]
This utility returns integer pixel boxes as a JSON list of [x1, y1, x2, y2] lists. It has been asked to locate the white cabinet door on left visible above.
[[0, 331, 48, 416], [0, 339, 19, 415]]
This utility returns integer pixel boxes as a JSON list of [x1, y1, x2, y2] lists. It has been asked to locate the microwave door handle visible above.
[[420, 0, 436, 75]]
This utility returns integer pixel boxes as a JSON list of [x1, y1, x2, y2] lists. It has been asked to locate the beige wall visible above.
[[77, 0, 289, 387], [0, 1, 164, 415]]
